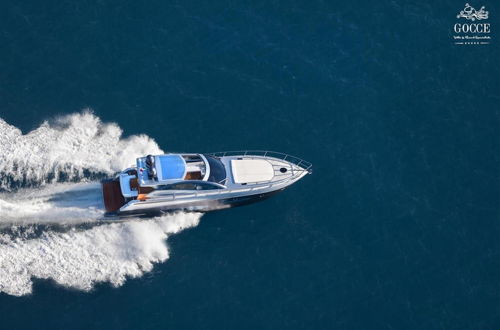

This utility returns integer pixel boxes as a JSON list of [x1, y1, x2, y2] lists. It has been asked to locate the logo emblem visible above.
[[457, 3, 489, 21], [452, 3, 491, 45]]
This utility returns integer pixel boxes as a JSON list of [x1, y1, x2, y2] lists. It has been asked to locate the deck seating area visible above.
[[130, 178, 154, 194], [184, 171, 203, 180]]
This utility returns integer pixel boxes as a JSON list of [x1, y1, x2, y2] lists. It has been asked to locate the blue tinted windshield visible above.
[[205, 156, 227, 184]]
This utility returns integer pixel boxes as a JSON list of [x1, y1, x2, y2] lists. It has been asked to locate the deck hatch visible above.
[[230, 159, 274, 183]]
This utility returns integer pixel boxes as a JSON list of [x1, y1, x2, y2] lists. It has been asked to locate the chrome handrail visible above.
[[206, 150, 313, 173]]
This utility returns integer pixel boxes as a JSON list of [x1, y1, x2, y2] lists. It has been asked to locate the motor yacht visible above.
[[101, 151, 312, 217]]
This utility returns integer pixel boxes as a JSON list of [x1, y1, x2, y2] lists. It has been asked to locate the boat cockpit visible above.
[[118, 153, 228, 200], [137, 153, 208, 185]]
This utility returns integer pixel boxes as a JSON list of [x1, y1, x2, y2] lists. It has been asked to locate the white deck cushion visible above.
[[231, 159, 274, 183]]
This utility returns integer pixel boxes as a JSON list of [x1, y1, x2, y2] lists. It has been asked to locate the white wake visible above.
[[0, 110, 163, 189], [0, 213, 201, 296], [0, 112, 202, 296]]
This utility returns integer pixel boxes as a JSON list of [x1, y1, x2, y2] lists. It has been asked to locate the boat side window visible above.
[[157, 182, 222, 191], [157, 183, 197, 190], [194, 182, 222, 190]]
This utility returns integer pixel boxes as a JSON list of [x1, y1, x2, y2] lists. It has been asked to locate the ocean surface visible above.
[[0, 1, 499, 329]]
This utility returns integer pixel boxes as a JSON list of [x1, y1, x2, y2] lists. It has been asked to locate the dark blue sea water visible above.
[[1, 1, 499, 329]]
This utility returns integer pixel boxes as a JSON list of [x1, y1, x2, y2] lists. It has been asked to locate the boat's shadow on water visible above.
[[0, 221, 99, 239], [44, 183, 104, 209], [0, 181, 114, 233]]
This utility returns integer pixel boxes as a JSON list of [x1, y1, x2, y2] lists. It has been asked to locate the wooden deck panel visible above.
[[102, 180, 126, 213]]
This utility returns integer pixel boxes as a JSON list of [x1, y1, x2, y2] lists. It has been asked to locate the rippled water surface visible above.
[[1, 1, 499, 329]]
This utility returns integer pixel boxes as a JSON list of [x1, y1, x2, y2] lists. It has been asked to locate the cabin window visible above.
[[157, 182, 223, 191], [195, 182, 222, 190], [157, 183, 197, 190]]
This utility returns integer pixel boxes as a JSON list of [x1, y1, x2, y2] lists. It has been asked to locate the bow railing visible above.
[[206, 150, 313, 173]]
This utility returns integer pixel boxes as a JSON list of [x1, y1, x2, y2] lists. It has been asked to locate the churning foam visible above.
[[0, 111, 202, 296], [0, 111, 163, 190], [0, 213, 201, 296]]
